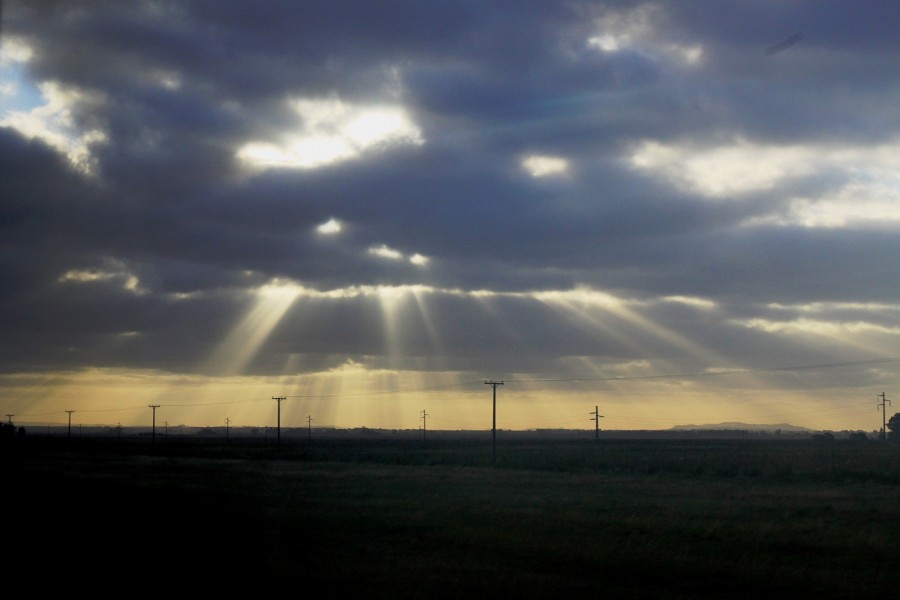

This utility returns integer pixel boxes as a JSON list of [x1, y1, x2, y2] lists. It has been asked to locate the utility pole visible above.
[[307, 415, 313, 442], [5, 414, 13, 425], [421, 410, 428, 443], [485, 380, 504, 464], [272, 396, 286, 448], [590, 406, 604, 442], [66, 410, 75, 439], [225, 417, 230, 441], [878, 392, 891, 442], [149, 405, 160, 442]]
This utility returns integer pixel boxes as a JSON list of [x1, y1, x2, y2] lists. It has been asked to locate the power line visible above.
[[161, 398, 270, 408], [6, 357, 896, 431], [284, 379, 485, 399], [503, 357, 900, 384], [26, 357, 887, 419]]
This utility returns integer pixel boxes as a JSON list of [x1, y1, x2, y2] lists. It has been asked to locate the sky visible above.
[[2, 0, 900, 433]]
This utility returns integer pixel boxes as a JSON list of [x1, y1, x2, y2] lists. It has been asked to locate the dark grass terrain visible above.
[[4, 435, 900, 597]]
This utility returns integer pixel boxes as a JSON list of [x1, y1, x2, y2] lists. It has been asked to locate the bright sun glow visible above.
[[237, 96, 423, 170]]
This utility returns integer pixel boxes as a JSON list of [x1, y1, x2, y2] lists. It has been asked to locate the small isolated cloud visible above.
[[521, 154, 569, 178], [58, 261, 145, 295], [587, 34, 624, 53], [367, 244, 404, 260], [409, 253, 430, 266], [316, 217, 343, 235], [367, 245, 430, 266]]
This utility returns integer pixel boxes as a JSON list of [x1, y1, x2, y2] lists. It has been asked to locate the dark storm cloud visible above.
[[2, 0, 900, 381]]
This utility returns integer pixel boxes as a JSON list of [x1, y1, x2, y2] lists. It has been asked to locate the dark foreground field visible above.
[[4, 435, 900, 598]]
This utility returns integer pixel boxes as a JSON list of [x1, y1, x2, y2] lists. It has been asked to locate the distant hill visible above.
[[670, 422, 813, 433]]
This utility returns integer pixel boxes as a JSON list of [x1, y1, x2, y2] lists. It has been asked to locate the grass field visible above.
[[4, 434, 900, 597]]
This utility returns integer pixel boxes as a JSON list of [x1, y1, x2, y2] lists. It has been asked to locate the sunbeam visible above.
[[202, 280, 302, 376], [532, 288, 732, 375]]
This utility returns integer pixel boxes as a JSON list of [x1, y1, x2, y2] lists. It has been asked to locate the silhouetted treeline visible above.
[[0, 422, 25, 439]]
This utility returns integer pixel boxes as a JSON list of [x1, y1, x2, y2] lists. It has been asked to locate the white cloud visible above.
[[58, 261, 145, 295], [1, 81, 107, 176], [409, 253, 430, 266], [367, 244, 404, 260], [316, 218, 343, 235], [237, 96, 423, 170], [748, 181, 900, 229], [367, 244, 430, 266], [630, 138, 817, 197], [521, 154, 569, 177], [630, 138, 900, 231], [0, 37, 34, 65], [733, 317, 900, 336], [587, 34, 623, 53], [661, 295, 717, 309], [587, 4, 656, 54], [587, 4, 703, 66]]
